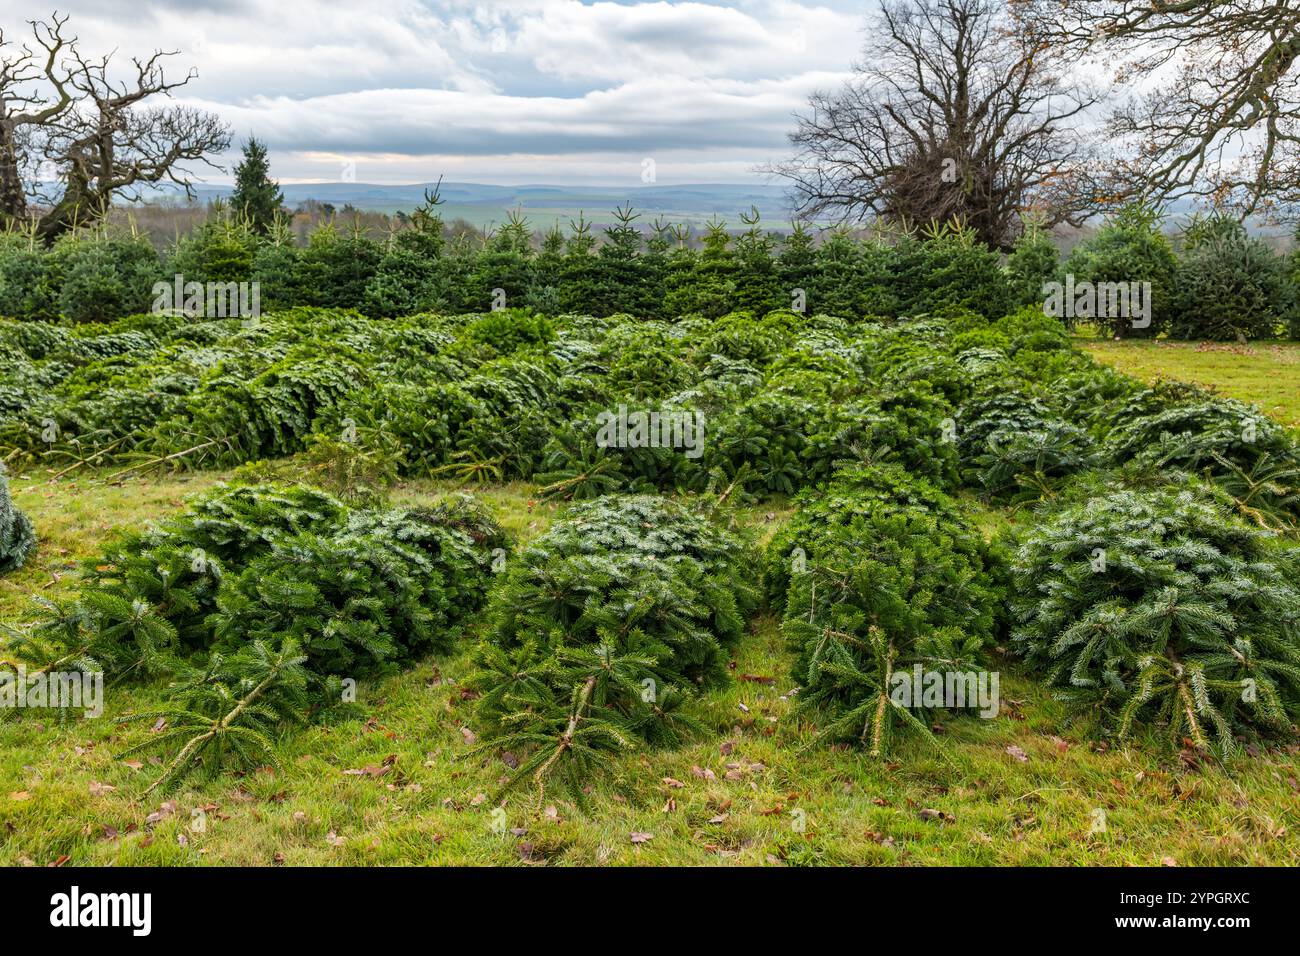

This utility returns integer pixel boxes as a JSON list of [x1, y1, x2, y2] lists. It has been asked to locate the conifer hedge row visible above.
[[3, 204, 1296, 340], [0, 217, 1017, 326]]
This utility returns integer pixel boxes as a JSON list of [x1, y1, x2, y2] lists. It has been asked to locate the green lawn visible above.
[[1079, 338, 1300, 431], [2, 467, 1298, 866]]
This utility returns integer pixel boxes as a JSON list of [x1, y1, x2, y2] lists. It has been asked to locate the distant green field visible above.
[[1081, 338, 1300, 431], [169, 181, 810, 232]]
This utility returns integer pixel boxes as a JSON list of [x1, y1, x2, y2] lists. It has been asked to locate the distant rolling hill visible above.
[[149, 181, 803, 230], [121, 181, 1292, 242]]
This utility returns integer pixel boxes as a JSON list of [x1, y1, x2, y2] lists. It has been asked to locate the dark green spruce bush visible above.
[[1170, 216, 1287, 342], [1062, 204, 1176, 338], [214, 497, 506, 673], [167, 213, 257, 286], [0, 233, 55, 320], [901, 223, 1014, 320], [1005, 223, 1060, 308], [46, 233, 161, 324]]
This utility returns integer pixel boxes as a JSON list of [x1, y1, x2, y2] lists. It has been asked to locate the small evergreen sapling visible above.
[[214, 500, 506, 675], [1004, 220, 1060, 308], [592, 204, 651, 317], [1061, 204, 1176, 338], [732, 207, 784, 315], [776, 222, 817, 313], [470, 210, 535, 312], [958, 391, 1097, 502], [665, 219, 738, 319], [364, 187, 449, 317]]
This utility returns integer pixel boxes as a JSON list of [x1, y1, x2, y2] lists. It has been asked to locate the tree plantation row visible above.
[[2, 203, 1298, 342]]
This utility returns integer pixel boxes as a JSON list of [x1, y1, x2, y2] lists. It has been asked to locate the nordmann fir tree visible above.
[[732, 206, 783, 315], [593, 204, 650, 317], [1012, 485, 1300, 754], [229, 137, 285, 235], [465, 495, 758, 802], [10, 483, 505, 791], [364, 185, 449, 316], [773, 464, 1003, 757], [549, 213, 597, 314], [0, 461, 35, 575]]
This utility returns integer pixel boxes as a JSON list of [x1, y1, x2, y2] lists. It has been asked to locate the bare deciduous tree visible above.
[[766, 0, 1106, 249], [0, 13, 230, 243], [0, 15, 72, 223], [1018, 0, 1300, 221]]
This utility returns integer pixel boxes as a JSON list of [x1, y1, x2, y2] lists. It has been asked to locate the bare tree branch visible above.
[[0, 12, 230, 242], [763, 0, 1108, 249], [1017, 0, 1300, 222]]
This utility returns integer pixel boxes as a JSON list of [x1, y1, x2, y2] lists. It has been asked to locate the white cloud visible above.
[[11, 0, 866, 183]]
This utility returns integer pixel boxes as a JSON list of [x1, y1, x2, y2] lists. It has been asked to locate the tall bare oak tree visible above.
[[768, 0, 1106, 249]]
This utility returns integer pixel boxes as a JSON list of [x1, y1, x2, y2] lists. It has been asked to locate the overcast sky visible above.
[[16, 1, 870, 185]]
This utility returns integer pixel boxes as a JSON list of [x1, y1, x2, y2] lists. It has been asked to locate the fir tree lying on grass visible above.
[[9, 482, 505, 791], [122, 638, 313, 795], [466, 494, 758, 802], [956, 390, 1097, 503], [764, 462, 1001, 613], [1102, 388, 1300, 528], [32, 483, 505, 680], [0, 462, 35, 575], [214, 503, 505, 674], [1012, 485, 1300, 755], [769, 464, 1005, 757]]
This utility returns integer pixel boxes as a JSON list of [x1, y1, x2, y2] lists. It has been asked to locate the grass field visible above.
[[1079, 338, 1300, 431], [3, 458, 1298, 867]]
